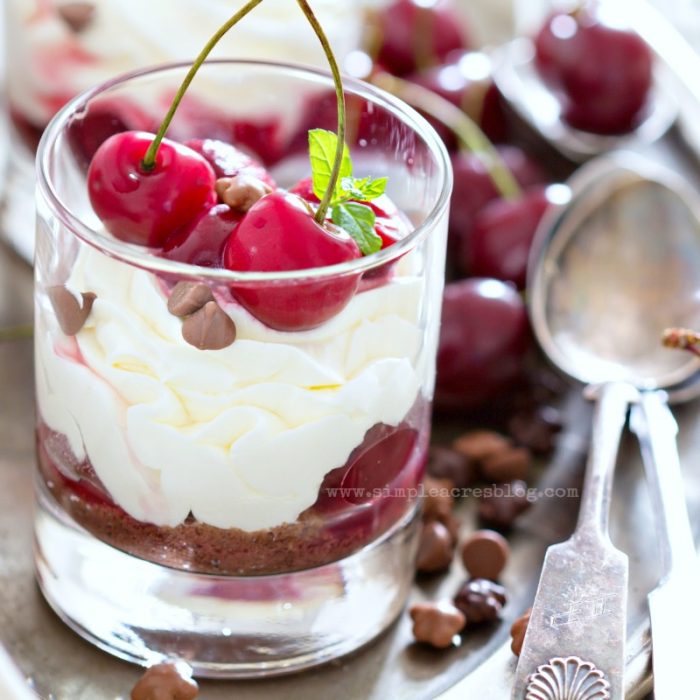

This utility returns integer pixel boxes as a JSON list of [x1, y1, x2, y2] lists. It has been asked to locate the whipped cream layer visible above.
[[8, 0, 369, 127], [36, 247, 424, 532]]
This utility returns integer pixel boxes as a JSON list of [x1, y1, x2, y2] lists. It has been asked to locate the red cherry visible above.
[[223, 192, 361, 330], [163, 204, 241, 268], [408, 51, 508, 147], [464, 186, 565, 288], [449, 145, 547, 254], [535, 11, 653, 134], [376, 0, 469, 76], [67, 98, 154, 169], [184, 138, 276, 189], [88, 131, 217, 247], [436, 278, 530, 410]]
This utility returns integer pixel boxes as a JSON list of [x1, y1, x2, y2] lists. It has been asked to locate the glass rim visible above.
[[36, 59, 452, 282]]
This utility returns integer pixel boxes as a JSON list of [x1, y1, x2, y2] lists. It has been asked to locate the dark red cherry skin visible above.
[[376, 0, 469, 77], [408, 52, 508, 147], [448, 145, 547, 254], [436, 278, 530, 410], [163, 204, 241, 268], [535, 11, 653, 134], [185, 138, 276, 189], [224, 192, 361, 331], [464, 186, 556, 288], [88, 131, 217, 247]]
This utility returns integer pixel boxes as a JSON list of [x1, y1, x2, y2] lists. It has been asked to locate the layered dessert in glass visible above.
[[4, 0, 375, 259], [34, 59, 450, 675]]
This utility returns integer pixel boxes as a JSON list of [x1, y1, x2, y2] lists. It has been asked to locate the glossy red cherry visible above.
[[464, 185, 569, 288], [449, 145, 547, 254], [185, 138, 276, 188], [88, 131, 217, 247], [535, 10, 653, 134], [436, 278, 530, 410], [163, 204, 241, 268], [223, 192, 361, 330], [68, 98, 154, 168], [376, 0, 469, 77], [408, 51, 508, 146]]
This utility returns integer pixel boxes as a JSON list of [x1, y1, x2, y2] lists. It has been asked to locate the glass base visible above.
[[34, 481, 420, 678]]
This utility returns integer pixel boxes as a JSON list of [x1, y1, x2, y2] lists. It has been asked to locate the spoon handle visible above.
[[512, 382, 634, 700], [630, 392, 700, 700], [632, 393, 698, 576]]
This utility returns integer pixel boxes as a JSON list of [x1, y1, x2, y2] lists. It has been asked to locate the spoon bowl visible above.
[[528, 152, 700, 390]]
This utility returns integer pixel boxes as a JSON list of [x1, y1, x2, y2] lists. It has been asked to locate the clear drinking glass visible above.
[[3, 0, 370, 261], [34, 60, 451, 677]]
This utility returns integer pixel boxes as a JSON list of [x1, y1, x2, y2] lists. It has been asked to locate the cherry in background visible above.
[[436, 278, 530, 410], [464, 184, 571, 289], [408, 51, 508, 146], [448, 145, 547, 254], [534, 8, 653, 134], [224, 192, 361, 331], [376, 0, 469, 77]]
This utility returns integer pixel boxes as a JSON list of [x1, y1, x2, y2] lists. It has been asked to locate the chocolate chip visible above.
[[182, 301, 236, 350], [508, 406, 563, 455], [427, 445, 476, 489], [58, 2, 95, 32], [167, 282, 214, 317], [409, 602, 466, 648], [480, 446, 531, 483], [478, 479, 531, 532], [510, 608, 532, 656], [416, 520, 454, 574], [452, 430, 511, 465], [130, 662, 198, 700], [460, 529, 510, 580], [48, 286, 96, 335], [215, 175, 271, 212], [422, 476, 454, 523], [453, 578, 507, 624]]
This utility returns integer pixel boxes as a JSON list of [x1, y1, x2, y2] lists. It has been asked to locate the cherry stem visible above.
[[662, 327, 700, 359], [141, 0, 265, 171], [373, 73, 521, 199], [295, 0, 346, 224]]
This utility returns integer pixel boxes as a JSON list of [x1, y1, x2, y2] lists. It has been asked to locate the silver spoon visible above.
[[513, 152, 700, 699], [494, 0, 681, 162]]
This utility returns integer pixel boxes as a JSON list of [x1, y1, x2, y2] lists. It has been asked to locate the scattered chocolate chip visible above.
[[167, 281, 214, 317], [508, 405, 564, 455], [48, 286, 96, 336], [130, 662, 198, 700], [453, 578, 507, 624], [409, 602, 466, 648], [510, 608, 532, 656], [480, 446, 532, 483], [182, 301, 236, 350], [460, 529, 510, 581], [440, 511, 461, 544], [422, 476, 454, 523], [452, 430, 511, 465], [215, 175, 272, 212], [427, 445, 476, 489], [57, 2, 95, 32], [478, 479, 531, 532], [416, 520, 454, 574]]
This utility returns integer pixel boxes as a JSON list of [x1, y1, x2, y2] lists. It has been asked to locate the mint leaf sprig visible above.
[[309, 129, 387, 256]]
